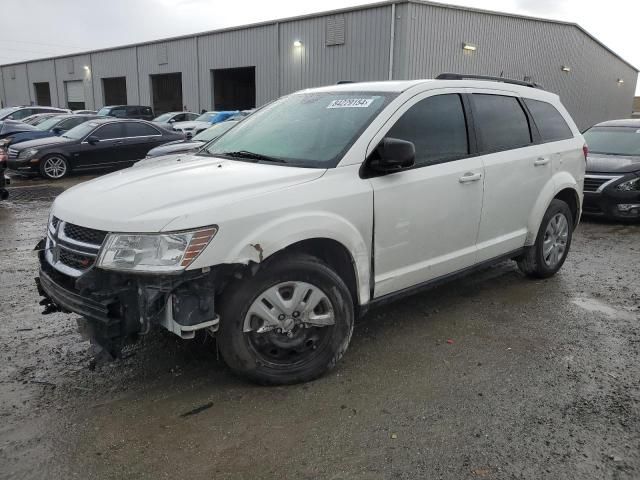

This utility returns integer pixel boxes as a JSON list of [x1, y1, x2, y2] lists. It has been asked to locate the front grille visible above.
[[583, 175, 620, 193], [8, 148, 18, 160], [63, 223, 108, 245], [59, 249, 96, 270]]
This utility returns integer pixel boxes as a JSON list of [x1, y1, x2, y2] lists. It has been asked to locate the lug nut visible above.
[[292, 311, 300, 318], [278, 314, 285, 321]]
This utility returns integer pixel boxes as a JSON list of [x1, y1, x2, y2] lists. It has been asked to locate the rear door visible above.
[[122, 121, 165, 159], [469, 91, 552, 262], [369, 90, 485, 297]]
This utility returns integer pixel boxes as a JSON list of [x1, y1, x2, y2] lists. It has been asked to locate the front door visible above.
[[367, 91, 484, 298], [76, 123, 134, 169]]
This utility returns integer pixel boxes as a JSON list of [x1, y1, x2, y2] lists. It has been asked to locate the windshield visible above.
[[193, 121, 237, 142], [583, 126, 640, 156], [195, 112, 216, 122], [97, 107, 111, 116], [204, 92, 392, 167], [63, 122, 97, 140], [153, 113, 174, 122], [36, 116, 64, 131]]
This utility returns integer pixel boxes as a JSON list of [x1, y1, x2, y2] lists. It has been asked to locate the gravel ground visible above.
[[1, 174, 638, 480]]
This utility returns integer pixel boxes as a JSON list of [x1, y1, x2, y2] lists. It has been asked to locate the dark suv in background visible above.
[[97, 105, 154, 120]]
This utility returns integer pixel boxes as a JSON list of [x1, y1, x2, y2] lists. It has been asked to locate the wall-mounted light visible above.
[[462, 42, 477, 52], [83, 65, 90, 71], [293, 40, 303, 48], [561, 66, 571, 73], [617, 78, 625, 84]]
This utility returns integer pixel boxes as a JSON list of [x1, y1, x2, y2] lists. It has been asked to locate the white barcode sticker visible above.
[[327, 98, 374, 109]]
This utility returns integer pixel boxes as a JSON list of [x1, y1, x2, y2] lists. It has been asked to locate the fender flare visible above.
[[525, 172, 580, 245]]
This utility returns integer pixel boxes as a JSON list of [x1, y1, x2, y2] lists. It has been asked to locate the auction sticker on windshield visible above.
[[327, 98, 374, 109]]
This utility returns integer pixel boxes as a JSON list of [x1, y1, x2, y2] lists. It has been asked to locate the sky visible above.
[[2, 0, 639, 94]]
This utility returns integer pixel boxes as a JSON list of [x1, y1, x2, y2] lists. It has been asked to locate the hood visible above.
[[146, 140, 203, 157], [172, 120, 209, 130], [586, 154, 640, 174], [10, 135, 74, 151], [52, 154, 326, 232], [10, 130, 54, 142]]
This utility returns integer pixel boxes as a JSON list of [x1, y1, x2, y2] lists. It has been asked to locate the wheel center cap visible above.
[[281, 317, 295, 332]]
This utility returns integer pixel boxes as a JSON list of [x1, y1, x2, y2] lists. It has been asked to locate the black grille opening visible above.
[[64, 223, 108, 245], [59, 249, 96, 270]]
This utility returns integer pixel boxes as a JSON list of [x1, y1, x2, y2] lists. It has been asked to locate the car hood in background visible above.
[[52, 154, 326, 232], [9, 135, 74, 151], [146, 140, 204, 157], [171, 120, 210, 131], [586, 154, 640, 174]]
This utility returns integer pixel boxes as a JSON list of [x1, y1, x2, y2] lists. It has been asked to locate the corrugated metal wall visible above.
[[198, 24, 278, 109], [136, 37, 199, 112], [91, 47, 139, 105], [0, 1, 636, 129], [402, 2, 638, 129]]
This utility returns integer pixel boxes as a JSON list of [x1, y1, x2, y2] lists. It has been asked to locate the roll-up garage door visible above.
[[65, 80, 85, 109]]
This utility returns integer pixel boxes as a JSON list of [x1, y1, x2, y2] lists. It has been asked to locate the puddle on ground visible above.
[[572, 297, 637, 321]]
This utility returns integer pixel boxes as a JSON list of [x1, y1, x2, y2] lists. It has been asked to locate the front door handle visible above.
[[459, 172, 482, 183], [534, 157, 550, 166]]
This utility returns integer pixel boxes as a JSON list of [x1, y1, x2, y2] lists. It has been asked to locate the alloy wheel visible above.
[[542, 212, 569, 268], [42, 156, 67, 179]]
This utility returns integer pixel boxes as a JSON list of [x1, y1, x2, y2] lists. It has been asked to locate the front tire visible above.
[[218, 254, 355, 385], [517, 199, 574, 278], [39, 154, 70, 180]]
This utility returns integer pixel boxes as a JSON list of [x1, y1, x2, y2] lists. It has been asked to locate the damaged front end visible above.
[[35, 218, 233, 357]]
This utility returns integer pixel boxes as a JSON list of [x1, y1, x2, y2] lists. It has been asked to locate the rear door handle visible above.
[[534, 157, 550, 166], [459, 172, 482, 183]]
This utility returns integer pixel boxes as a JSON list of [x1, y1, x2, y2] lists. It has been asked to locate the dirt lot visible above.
[[1, 174, 639, 480]]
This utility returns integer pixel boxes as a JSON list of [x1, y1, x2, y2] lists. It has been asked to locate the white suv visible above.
[[36, 75, 585, 384]]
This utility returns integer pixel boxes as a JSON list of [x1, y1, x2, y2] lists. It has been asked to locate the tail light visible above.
[[582, 144, 589, 162]]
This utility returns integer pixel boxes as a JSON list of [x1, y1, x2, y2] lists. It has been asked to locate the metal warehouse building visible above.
[[0, 0, 637, 130]]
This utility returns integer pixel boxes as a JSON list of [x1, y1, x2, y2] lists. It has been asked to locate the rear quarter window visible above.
[[471, 94, 532, 152], [524, 98, 573, 142]]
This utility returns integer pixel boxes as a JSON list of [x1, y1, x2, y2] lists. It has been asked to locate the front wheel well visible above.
[[554, 188, 580, 229]]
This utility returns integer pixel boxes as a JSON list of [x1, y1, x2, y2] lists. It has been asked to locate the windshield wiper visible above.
[[219, 150, 286, 163]]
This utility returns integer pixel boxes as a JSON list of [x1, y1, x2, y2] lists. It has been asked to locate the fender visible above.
[[525, 171, 580, 245], [195, 211, 371, 305]]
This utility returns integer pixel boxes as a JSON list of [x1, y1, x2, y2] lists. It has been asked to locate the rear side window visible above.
[[59, 117, 84, 130], [94, 123, 124, 140], [126, 106, 140, 115], [385, 94, 468, 167], [472, 94, 531, 152], [524, 99, 573, 142], [123, 122, 160, 137]]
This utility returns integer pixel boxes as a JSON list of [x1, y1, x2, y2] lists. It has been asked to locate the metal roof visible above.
[[0, 0, 637, 72]]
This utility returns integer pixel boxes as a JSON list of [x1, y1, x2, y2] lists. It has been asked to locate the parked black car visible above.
[[0, 114, 99, 149], [145, 120, 238, 158], [582, 119, 640, 220], [6, 119, 183, 179], [0, 106, 70, 121], [97, 105, 154, 120]]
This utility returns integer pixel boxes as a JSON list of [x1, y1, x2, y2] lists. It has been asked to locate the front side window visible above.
[[205, 92, 393, 167], [97, 107, 111, 116], [36, 116, 65, 131], [196, 112, 215, 122], [94, 123, 124, 140], [583, 127, 640, 156], [63, 122, 98, 140], [385, 94, 468, 167], [111, 108, 127, 118], [153, 113, 173, 122], [11, 109, 32, 120], [472, 94, 532, 152], [524, 99, 573, 142]]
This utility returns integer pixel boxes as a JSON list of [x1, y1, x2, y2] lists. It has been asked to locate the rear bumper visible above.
[[583, 191, 640, 220]]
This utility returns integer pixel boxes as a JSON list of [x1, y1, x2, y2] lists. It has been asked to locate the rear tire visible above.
[[517, 199, 573, 278], [218, 254, 355, 385]]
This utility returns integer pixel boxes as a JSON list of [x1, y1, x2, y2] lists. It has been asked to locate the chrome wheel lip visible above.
[[43, 156, 67, 179], [543, 212, 569, 268]]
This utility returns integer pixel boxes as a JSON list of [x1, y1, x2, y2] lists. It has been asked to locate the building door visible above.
[[150, 73, 182, 116], [34, 82, 51, 106], [212, 67, 256, 110], [102, 77, 127, 105], [65, 80, 85, 110]]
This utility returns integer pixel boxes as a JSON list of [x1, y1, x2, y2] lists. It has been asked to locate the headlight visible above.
[[18, 148, 38, 160], [616, 177, 640, 191], [97, 227, 218, 273]]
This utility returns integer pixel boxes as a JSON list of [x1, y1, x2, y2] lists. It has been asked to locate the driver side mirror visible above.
[[52, 127, 62, 135], [368, 137, 415, 173], [86, 135, 100, 145], [169, 118, 176, 123]]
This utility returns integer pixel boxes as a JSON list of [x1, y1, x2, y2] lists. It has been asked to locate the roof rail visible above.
[[436, 73, 543, 89]]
